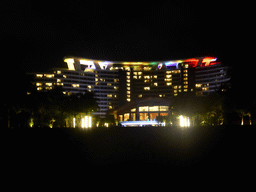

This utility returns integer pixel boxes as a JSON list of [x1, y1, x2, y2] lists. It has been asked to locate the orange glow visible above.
[[202, 57, 217, 66]]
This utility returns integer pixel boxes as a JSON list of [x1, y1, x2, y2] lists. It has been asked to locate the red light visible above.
[[184, 58, 199, 67]]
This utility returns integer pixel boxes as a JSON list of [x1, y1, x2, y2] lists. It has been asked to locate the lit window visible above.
[[139, 106, 148, 112], [127, 95, 130, 98], [166, 71, 172, 74], [184, 77, 188, 80], [184, 85, 188, 88], [37, 87, 43, 91], [127, 87, 130, 90], [72, 84, 80, 87], [184, 74, 188, 76], [127, 76, 130, 79], [127, 79, 130, 82], [45, 87, 52, 90], [138, 72, 142, 75], [127, 83, 130, 86], [127, 72, 130, 75], [154, 83, 158, 86], [95, 78, 98, 81], [174, 93, 178, 96], [63, 75, 67, 78], [174, 90, 177, 93], [133, 72, 137, 75], [138, 94, 142, 98], [131, 108, 136, 112], [185, 64, 189, 68], [57, 71, 61, 74], [127, 98, 131, 102], [107, 94, 112, 97], [174, 86, 178, 89], [133, 76, 137, 79], [36, 74, 43, 78], [36, 83, 42, 86], [45, 74, 54, 78], [165, 79, 172, 81], [184, 81, 188, 84], [166, 75, 172, 78], [124, 113, 130, 121], [184, 89, 188, 92], [167, 82, 172, 86], [114, 86, 118, 90], [159, 95, 162, 97], [138, 76, 142, 79], [127, 91, 130, 94], [144, 80, 149, 83], [149, 106, 159, 111], [107, 83, 112, 86], [183, 70, 188, 73], [160, 106, 169, 111], [195, 84, 202, 87], [45, 83, 52, 86], [144, 76, 150, 79], [109, 106, 113, 109], [143, 67, 151, 71], [154, 75, 157, 78], [144, 87, 150, 90]]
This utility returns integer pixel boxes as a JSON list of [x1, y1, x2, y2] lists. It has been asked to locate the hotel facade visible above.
[[31, 56, 230, 118]]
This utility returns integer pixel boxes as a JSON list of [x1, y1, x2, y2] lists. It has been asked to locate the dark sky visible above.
[[0, 0, 243, 73]]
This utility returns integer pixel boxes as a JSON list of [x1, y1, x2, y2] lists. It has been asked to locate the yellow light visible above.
[[45, 74, 54, 78], [64, 58, 75, 70], [36, 74, 43, 77], [72, 84, 80, 87], [45, 83, 52, 86]]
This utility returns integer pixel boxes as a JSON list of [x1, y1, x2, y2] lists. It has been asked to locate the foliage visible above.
[[1, 76, 98, 128]]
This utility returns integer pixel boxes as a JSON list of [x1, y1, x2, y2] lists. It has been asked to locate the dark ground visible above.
[[4, 126, 256, 180]]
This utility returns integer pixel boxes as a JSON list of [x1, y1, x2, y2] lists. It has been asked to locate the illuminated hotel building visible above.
[[32, 56, 230, 117]]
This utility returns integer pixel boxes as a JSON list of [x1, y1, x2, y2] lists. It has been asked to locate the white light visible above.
[[180, 115, 190, 127], [98, 61, 110, 70], [73, 117, 76, 128], [80, 60, 96, 69], [89, 116, 92, 128], [120, 120, 164, 127]]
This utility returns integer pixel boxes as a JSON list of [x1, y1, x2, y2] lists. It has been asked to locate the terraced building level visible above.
[[31, 56, 230, 117]]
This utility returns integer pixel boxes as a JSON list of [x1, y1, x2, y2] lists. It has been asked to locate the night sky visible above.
[[0, 0, 246, 73]]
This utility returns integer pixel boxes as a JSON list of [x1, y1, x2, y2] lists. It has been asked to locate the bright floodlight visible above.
[[180, 115, 190, 127]]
